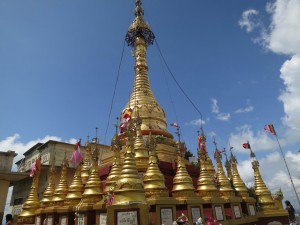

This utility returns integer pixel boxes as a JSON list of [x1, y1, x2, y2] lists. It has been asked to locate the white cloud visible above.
[[0, 134, 77, 170], [211, 98, 219, 113], [210, 98, 231, 122], [216, 113, 231, 121], [239, 9, 260, 33], [186, 118, 206, 126], [264, 0, 300, 55], [229, 125, 278, 152], [235, 105, 254, 114]]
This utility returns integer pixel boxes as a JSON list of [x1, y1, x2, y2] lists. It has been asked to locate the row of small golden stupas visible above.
[[17, 115, 284, 224]]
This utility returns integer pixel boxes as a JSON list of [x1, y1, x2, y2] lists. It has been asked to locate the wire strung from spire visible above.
[[154, 39, 204, 126], [103, 39, 126, 144]]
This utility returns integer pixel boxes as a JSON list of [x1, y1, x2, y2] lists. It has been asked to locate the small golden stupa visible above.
[[112, 119, 146, 205], [79, 142, 103, 207], [51, 154, 69, 206], [197, 146, 219, 198], [143, 133, 169, 199], [64, 163, 84, 206], [40, 162, 56, 207], [251, 150, 276, 211], [172, 141, 196, 198], [104, 132, 122, 194], [214, 149, 235, 198], [17, 171, 40, 224]]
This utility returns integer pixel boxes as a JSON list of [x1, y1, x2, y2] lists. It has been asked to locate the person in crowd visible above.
[[5, 214, 13, 225], [285, 200, 296, 222]]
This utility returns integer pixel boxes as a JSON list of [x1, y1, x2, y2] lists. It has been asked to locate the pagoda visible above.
[[15, 1, 290, 225]]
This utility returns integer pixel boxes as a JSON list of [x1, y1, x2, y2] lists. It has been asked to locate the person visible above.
[[285, 200, 296, 222], [5, 214, 13, 225]]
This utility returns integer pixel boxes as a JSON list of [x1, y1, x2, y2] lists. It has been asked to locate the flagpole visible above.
[[274, 134, 300, 206]]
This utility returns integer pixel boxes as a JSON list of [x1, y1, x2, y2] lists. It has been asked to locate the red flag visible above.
[[198, 135, 207, 152], [120, 109, 132, 133], [242, 142, 251, 149], [30, 156, 41, 177], [264, 124, 276, 135], [170, 122, 179, 127], [71, 140, 83, 168]]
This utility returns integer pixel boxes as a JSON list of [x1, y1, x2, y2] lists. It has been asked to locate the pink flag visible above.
[[71, 140, 83, 168], [30, 156, 41, 177], [170, 122, 179, 127], [264, 124, 276, 135]]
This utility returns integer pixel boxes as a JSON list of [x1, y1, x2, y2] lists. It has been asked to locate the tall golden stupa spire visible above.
[[121, 0, 171, 138], [225, 148, 233, 181], [250, 149, 275, 210], [52, 153, 69, 206], [143, 133, 169, 199], [40, 161, 56, 207], [112, 121, 146, 205]]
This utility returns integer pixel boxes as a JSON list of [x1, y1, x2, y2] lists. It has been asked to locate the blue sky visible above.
[[0, 0, 300, 209]]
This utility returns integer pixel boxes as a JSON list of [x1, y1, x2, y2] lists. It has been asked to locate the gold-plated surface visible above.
[[81, 142, 91, 184], [252, 160, 275, 210], [214, 150, 235, 197], [40, 164, 56, 207], [104, 137, 122, 194], [231, 154, 249, 198], [133, 116, 149, 171], [121, 34, 169, 135], [18, 172, 40, 224], [64, 163, 84, 206], [171, 142, 195, 198], [143, 133, 169, 199], [197, 149, 219, 197], [112, 125, 146, 205], [52, 157, 69, 206], [80, 144, 103, 205]]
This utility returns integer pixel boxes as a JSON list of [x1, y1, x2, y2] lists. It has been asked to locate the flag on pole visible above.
[[242, 142, 251, 149], [71, 140, 83, 168], [120, 109, 132, 133], [30, 156, 41, 177], [264, 124, 276, 135], [198, 135, 207, 152], [170, 122, 179, 127]]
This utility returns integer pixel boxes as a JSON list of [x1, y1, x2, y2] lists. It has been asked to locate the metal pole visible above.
[[274, 134, 300, 206]]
